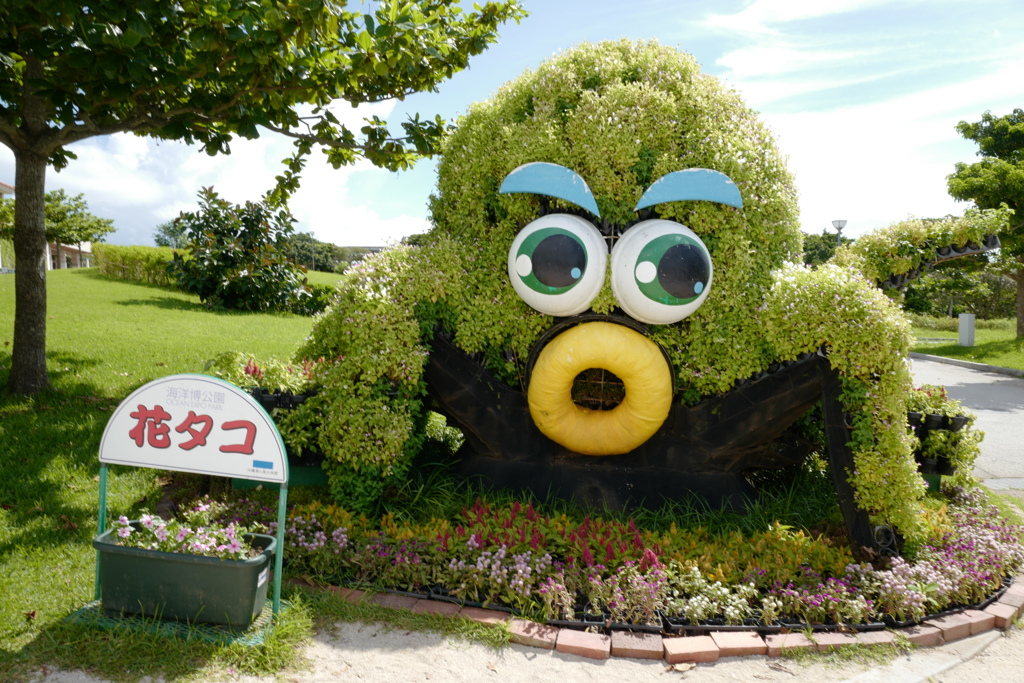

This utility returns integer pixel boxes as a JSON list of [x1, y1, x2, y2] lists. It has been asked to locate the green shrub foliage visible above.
[[170, 188, 326, 314], [274, 40, 990, 539], [93, 244, 180, 286], [832, 208, 1011, 285]]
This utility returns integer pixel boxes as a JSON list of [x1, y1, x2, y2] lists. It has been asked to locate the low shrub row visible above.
[[93, 243, 181, 286], [92, 242, 334, 315], [910, 313, 1016, 332]]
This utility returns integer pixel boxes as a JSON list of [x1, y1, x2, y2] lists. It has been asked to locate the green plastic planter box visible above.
[[93, 524, 276, 631]]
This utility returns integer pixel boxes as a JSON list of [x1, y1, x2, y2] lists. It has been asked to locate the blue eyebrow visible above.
[[634, 169, 743, 211], [498, 162, 602, 217]]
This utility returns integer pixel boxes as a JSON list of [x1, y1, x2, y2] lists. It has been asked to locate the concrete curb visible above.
[[910, 352, 1024, 379]]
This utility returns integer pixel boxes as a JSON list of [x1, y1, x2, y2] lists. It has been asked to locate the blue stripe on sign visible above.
[[252, 460, 274, 469]]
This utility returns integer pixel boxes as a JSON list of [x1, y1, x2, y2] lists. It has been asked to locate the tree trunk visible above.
[[1017, 267, 1024, 340], [8, 149, 50, 394]]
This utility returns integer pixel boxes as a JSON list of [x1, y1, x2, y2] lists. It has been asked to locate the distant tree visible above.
[[802, 229, 854, 267], [0, 0, 524, 393], [0, 189, 115, 244], [287, 233, 343, 272], [334, 246, 375, 273], [947, 108, 1024, 337], [903, 253, 1003, 318], [153, 220, 188, 249]]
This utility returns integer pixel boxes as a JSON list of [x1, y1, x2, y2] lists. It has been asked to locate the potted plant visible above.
[[93, 501, 276, 631]]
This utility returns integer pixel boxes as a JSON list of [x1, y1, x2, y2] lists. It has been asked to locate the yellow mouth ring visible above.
[[527, 321, 673, 455]]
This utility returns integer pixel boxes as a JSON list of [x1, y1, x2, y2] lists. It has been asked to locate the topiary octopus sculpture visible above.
[[274, 40, 1005, 555]]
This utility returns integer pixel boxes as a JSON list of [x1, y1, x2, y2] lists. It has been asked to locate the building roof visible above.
[[0, 181, 14, 196]]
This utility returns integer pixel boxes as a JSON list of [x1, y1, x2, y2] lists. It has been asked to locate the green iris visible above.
[[633, 234, 710, 305], [515, 227, 588, 294]]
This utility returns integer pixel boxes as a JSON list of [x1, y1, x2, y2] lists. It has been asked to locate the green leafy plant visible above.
[[662, 563, 758, 624], [204, 351, 315, 394], [169, 188, 322, 314], [832, 207, 1011, 285]]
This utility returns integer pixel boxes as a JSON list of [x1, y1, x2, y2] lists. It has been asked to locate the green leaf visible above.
[[355, 29, 373, 52]]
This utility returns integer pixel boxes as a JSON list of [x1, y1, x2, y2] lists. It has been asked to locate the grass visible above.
[[0, 269, 322, 679], [4, 593, 313, 683], [0, 268, 517, 681], [780, 634, 913, 668], [911, 322, 1024, 371]]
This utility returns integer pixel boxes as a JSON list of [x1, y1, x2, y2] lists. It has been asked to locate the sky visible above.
[[2, 0, 1022, 248]]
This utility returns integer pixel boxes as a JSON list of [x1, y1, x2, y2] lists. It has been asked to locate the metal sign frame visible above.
[[94, 374, 289, 619]]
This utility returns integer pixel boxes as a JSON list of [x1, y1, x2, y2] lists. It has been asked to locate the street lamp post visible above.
[[831, 219, 847, 246]]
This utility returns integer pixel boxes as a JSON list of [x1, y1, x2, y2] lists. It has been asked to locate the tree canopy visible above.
[[286, 232, 346, 272], [170, 187, 321, 313], [153, 220, 188, 249], [0, 189, 115, 244], [0, 0, 525, 393], [802, 229, 854, 268], [948, 108, 1024, 337]]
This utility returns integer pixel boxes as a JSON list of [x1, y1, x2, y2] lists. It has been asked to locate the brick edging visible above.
[[296, 577, 1024, 664]]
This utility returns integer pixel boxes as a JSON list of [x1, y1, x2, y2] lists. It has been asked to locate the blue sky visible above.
[[2, 0, 1022, 247]]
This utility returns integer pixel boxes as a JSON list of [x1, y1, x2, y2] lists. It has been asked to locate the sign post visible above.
[[95, 374, 289, 618]]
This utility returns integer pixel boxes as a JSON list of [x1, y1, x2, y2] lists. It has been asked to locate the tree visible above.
[[903, 254, 1016, 319], [0, 189, 115, 244], [170, 187, 311, 312], [802, 229, 855, 267], [286, 232, 343, 272], [334, 246, 375, 273], [947, 108, 1024, 337], [0, 0, 525, 394], [153, 220, 188, 249]]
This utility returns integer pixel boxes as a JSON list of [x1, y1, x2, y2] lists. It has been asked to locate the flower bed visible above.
[[206, 486, 1023, 633]]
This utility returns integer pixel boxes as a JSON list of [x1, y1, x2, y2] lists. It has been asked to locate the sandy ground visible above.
[[32, 620, 1024, 683]]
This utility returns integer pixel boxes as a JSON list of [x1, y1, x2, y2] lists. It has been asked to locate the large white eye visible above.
[[508, 213, 607, 317], [610, 219, 712, 325]]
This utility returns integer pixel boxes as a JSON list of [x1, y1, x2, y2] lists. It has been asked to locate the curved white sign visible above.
[[99, 374, 288, 483]]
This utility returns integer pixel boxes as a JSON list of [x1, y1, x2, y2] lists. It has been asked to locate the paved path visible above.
[[910, 354, 1024, 493]]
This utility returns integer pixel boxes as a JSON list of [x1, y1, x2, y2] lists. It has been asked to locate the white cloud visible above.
[[716, 44, 869, 80], [0, 99, 426, 246], [704, 0, 895, 35], [758, 51, 1024, 237]]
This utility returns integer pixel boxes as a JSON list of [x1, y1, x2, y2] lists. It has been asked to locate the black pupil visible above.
[[658, 243, 708, 299], [533, 234, 585, 288]]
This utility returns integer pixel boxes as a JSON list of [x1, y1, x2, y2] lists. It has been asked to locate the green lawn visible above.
[[0, 269, 319, 680], [912, 325, 1024, 371]]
